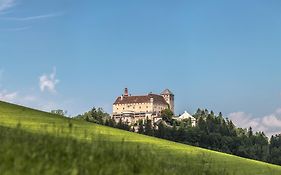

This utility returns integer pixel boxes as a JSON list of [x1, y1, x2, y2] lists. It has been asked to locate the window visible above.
[[146, 106, 148, 108], [123, 107, 125, 110], [139, 106, 141, 109]]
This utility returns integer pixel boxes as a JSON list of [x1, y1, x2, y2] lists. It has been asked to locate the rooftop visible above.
[[161, 89, 174, 95], [114, 94, 168, 105]]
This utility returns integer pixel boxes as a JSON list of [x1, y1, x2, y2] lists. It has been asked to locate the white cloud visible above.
[[0, 89, 18, 102], [262, 115, 281, 128], [39, 68, 59, 93], [0, 0, 15, 12], [228, 109, 281, 137], [0, 69, 75, 116]]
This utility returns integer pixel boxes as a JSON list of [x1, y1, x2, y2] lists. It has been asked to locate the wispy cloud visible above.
[[0, 12, 63, 21], [0, 1, 63, 32], [39, 67, 59, 93], [0, 0, 15, 12]]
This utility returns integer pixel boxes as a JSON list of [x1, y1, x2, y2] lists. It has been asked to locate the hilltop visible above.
[[0, 101, 280, 175]]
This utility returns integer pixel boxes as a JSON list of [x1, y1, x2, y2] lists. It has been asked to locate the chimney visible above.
[[124, 88, 129, 97], [150, 97, 154, 103]]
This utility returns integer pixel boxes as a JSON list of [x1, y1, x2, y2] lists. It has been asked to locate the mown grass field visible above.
[[0, 101, 281, 175]]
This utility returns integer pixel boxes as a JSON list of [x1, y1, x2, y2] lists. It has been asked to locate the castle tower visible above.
[[161, 89, 174, 113]]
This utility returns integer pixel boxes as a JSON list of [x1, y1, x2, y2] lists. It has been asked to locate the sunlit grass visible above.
[[0, 101, 280, 175]]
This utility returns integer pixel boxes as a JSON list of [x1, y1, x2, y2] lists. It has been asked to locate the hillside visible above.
[[0, 101, 281, 175]]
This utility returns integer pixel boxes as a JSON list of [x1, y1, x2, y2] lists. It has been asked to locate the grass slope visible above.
[[0, 101, 280, 175]]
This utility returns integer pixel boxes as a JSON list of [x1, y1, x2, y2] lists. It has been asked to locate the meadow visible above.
[[0, 101, 281, 175]]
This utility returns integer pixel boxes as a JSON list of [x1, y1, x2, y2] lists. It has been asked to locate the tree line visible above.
[[74, 107, 281, 166]]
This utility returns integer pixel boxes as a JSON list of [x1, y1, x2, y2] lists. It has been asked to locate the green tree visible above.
[[269, 134, 281, 165], [138, 120, 144, 134], [161, 109, 174, 124], [248, 127, 253, 137], [144, 120, 154, 136], [51, 109, 67, 117]]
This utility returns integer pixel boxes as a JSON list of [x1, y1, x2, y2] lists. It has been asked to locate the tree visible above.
[[248, 127, 253, 137], [155, 121, 167, 138], [269, 134, 281, 165], [105, 118, 116, 127], [197, 116, 207, 133], [161, 109, 174, 124], [79, 107, 110, 124], [90, 107, 106, 124], [51, 109, 67, 117], [138, 121, 144, 134], [116, 118, 130, 131], [144, 120, 154, 136], [74, 106, 110, 125]]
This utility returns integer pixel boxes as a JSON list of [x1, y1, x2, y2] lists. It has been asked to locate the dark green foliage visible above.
[[155, 121, 168, 139], [144, 120, 154, 136], [105, 117, 116, 127], [138, 120, 144, 134], [269, 134, 281, 165], [116, 118, 130, 131], [151, 108, 276, 165], [75, 107, 131, 131], [75, 107, 110, 125], [161, 109, 174, 124]]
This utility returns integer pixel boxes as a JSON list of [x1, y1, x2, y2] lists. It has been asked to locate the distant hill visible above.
[[0, 101, 280, 175]]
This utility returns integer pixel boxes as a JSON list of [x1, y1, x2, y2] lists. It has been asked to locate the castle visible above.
[[112, 88, 174, 124]]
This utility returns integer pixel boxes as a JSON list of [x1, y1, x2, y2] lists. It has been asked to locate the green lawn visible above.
[[0, 101, 280, 175]]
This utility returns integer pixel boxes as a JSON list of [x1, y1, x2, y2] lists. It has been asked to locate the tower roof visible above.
[[161, 89, 174, 95]]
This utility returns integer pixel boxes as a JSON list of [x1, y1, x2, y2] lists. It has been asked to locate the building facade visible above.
[[112, 88, 174, 124]]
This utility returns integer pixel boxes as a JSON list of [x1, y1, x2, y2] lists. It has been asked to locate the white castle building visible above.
[[112, 88, 174, 124]]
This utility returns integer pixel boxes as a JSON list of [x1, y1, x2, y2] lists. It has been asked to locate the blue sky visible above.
[[1, 0, 281, 135]]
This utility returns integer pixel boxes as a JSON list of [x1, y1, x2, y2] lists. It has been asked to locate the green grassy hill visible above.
[[0, 101, 280, 175]]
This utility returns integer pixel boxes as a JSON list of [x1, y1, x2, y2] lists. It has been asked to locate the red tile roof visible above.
[[113, 94, 168, 105]]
